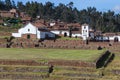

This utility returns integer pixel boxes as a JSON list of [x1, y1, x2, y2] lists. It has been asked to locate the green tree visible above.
[[5, 0, 12, 10], [17, 1, 25, 12], [68, 26, 73, 38], [37, 3, 44, 19], [0, 0, 5, 10], [12, 0, 16, 8], [44, 2, 55, 19]]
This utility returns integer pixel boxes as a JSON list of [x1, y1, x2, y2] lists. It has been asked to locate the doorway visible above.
[[64, 32, 67, 37], [27, 34, 30, 39], [114, 37, 119, 42]]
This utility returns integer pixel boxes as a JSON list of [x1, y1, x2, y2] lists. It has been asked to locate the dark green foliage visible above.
[[17, 1, 25, 12], [5, 36, 15, 48], [97, 46, 102, 50], [96, 51, 111, 68], [68, 26, 73, 38]]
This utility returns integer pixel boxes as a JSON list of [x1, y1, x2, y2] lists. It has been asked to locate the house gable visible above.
[[19, 23, 38, 35]]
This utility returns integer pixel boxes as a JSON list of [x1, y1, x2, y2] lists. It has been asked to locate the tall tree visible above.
[[37, 3, 44, 19], [12, 0, 16, 8], [5, 0, 12, 10], [17, 1, 25, 12], [44, 2, 54, 19], [0, 0, 5, 10]]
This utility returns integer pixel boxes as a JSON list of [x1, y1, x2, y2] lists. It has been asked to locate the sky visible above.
[[14, 0, 120, 13]]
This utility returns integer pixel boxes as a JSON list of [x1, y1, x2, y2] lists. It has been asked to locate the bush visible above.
[[97, 46, 102, 50]]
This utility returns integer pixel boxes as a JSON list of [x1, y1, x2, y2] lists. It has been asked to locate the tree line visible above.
[[0, 0, 120, 32]]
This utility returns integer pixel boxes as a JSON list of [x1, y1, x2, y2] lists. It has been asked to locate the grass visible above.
[[57, 36, 82, 40], [0, 65, 48, 68], [0, 48, 104, 62], [0, 36, 10, 39]]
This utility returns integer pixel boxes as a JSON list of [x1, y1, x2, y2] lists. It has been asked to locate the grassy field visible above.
[[0, 48, 104, 61]]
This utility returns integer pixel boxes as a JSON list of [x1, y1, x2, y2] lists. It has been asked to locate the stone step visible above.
[[0, 65, 49, 73], [0, 72, 48, 79]]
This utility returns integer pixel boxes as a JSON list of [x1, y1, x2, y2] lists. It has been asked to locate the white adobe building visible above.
[[12, 22, 90, 40], [51, 23, 90, 40], [12, 23, 55, 39]]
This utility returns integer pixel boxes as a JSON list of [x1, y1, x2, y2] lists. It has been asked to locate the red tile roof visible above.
[[0, 19, 3, 24], [103, 33, 120, 36], [21, 17, 32, 21], [32, 20, 46, 28], [0, 11, 15, 18]]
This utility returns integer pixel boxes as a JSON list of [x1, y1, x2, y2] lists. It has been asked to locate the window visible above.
[[83, 30, 84, 33], [84, 26, 86, 29], [28, 29, 30, 31], [114, 37, 119, 42]]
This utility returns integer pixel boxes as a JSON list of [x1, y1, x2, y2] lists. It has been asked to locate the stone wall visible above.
[[48, 60, 96, 68], [22, 34, 37, 39]]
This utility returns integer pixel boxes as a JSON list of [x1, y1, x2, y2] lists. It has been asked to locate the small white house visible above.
[[103, 33, 120, 42], [12, 23, 55, 39], [109, 36, 120, 42]]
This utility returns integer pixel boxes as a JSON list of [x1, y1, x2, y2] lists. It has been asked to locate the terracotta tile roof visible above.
[[20, 12, 26, 18], [36, 19, 45, 24], [32, 20, 47, 28], [47, 22, 82, 32], [0, 19, 3, 24], [0, 11, 8, 13], [103, 33, 120, 36], [67, 23, 81, 27], [21, 17, 32, 21], [0, 11, 14, 18], [33, 22, 46, 28], [72, 31, 81, 34]]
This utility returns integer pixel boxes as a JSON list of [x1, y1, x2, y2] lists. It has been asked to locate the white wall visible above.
[[72, 34, 82, 37], [103, 37, 109, 41], [51, 30, 83, 38], [12, 33, 21, 37], [19, 23, 37, 34], [109, 36, 120, 41], [51, 30, 60, 35], [37, 31, 41, 39], [51, 30, 69, 36], [61, 31, 69, 36], [50, 23, 55, 26]]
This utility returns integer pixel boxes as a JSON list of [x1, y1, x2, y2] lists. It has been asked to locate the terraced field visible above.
[[0, 48, 104, 61], [0, 48, 110, 79]]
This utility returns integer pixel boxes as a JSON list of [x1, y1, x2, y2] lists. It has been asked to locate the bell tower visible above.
[[82, 24, 89, 40]]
